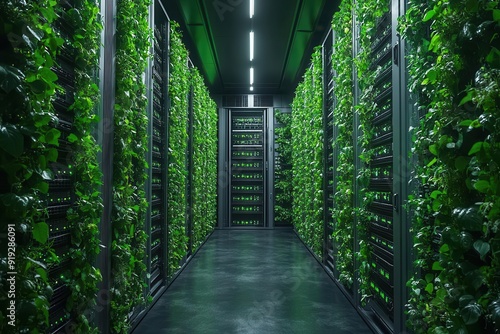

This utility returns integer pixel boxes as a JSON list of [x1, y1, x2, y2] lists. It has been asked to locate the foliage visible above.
[[330, 0, 356, 289], [354, 0, 392, 307], [274, 110, 293, 224], [62, 1, 103, 332], [190, 67, 218, 250], [401, 0, 500, 332], [0, 0, 102, 332], [291, 47, 324, 257], [0, 2, 61, 332], [110, 0, 151, 332], [167, 22, 190, 276]]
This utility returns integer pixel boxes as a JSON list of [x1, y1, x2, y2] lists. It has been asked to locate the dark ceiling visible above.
[[163, 0, 338, 95]]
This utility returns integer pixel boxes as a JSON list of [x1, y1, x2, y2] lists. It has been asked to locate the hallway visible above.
[[133, 230, 373, 334]]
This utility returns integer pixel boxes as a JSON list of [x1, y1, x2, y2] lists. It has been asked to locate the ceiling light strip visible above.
[[250, 31, 254, 61], [250, 67, 254, 85], [250, 0, 254, 18]]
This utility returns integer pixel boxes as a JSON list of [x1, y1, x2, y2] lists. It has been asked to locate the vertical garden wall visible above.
[[291, 47, 324, 257], [1, 2, 218, 333], [191, 68, 218, 250], [292, 0, 500, 332], [402, 0, 500, 332], [274, 109, 293, 225], [0, 0, 102, 333], [110, 0, 150, 332], [167, 22, 190, 277]]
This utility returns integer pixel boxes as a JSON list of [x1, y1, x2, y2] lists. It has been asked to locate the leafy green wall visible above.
[[167, 22, 190, 276], [291, 47, 324, 257], [110, 0, 151, 332], [402, 0, 500, 332], [330, 0, 356, 289], [0, 0, 102, 332], [191, 68, 218, 250], [274, 110, 293, 225]]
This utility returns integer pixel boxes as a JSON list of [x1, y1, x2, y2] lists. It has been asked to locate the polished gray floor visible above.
[[133, 230, 373, 334]]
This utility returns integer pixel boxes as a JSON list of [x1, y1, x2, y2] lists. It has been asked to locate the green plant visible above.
[[167, 22, 190, 276], [401, 0, 500, 332], [330, 0, 356, 290], [291, 47, 324, 257], [110, 0, 151, 332], [190, 67, 218, 250], [274, 110, 293, 224], [61, 1, 103, 332], [354, 0, 392, 307]]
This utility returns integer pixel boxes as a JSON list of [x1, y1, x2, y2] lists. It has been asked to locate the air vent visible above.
[[222, 95, 249, 107], [253, 95, 274, 107]]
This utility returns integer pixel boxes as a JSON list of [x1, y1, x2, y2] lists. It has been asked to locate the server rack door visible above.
[[229, 109, 267, 227]]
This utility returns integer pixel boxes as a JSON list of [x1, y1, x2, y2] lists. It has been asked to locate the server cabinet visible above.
[[354, 0, 410, 332], [229, 109, 267, 227], [322, 29, 337, 276], [146, 0, 169, 299], [363, 9, 396, 329], [47, 3, 78, 331]]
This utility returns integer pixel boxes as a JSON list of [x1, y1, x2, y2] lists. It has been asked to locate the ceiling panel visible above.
[[163, 0, 338, 95]]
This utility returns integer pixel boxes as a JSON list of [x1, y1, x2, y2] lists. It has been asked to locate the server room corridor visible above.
[[133, 230, 373, 334]]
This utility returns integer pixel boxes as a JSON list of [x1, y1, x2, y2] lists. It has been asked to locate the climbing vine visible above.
[[0, 2, 62, 332], [62, 1, 103, 332], [168, 22, 190, 276], [110, 0, 151, 332], [355, 0, 392, 306], [1, 0, 103, 332], [330, 0, 356, 290], [274, 110, 293, 225], [190, 67, 218, 250], [291, 47, 324, 258], [401, 0, 500, 332]]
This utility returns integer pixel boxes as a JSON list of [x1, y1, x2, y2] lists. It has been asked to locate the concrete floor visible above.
[[133, 229, 373, 334]]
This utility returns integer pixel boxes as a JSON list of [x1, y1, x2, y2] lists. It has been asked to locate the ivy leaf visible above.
[[33, 222, 49, 244], [473, 180, 490, 193], [468, 141, 483, 155], [425, 282, 434, 294], [38, 67, 58, 83], [432, 261, 443, 270], [35, 182, 49, 194], [473, 240, 490, 260], [67, 133, 78, 143], [0, 124, 24, 158], [423, 9, 436, 22], [494, 9, 500, 22], [459, 90, 474, 106], [45, 128, 61, 146], [429, 144, 438, 156]]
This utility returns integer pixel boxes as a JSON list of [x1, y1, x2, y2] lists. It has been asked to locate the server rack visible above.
[[322, 29, 336, 276], [229, 109, 267, 227], [363, 8, 396, 330], [47, 3, 78, 331], [146, 1, 169, 299]]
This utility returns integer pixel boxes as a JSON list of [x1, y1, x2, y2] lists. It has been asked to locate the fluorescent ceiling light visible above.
[[250, 86, 254, 91], [250, 67, 254, 85], [250, 0, 254, 18], [250, 31, 254, 61]]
